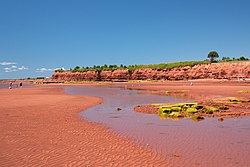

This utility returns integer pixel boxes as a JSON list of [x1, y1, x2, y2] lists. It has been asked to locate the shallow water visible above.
[[65, 86, 250, 166]]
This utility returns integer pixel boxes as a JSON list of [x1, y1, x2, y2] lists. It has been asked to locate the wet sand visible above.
[[126, 79, 250, 100], [0, 87, 166, 166]]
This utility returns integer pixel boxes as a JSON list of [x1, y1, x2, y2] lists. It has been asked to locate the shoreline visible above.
[[0, 87, 167, 166]]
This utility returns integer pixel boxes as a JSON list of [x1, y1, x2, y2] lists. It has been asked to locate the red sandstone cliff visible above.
[[52, 62, 250, 81]]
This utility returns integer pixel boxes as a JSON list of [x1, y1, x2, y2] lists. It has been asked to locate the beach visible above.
[[0, 80, 250, 166], [0, 87, 166, 166], [1, 0, 250, 166]]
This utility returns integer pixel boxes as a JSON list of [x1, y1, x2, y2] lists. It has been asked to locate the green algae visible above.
[[186, 107, 198, 114], [213, 97, 249, 104], [191, 116, 204, 122], [228, 97, 243, 103], [238, 90, 250, 93], [218, 106, 229, 110], [168, 112, 183, 117], [152, 103, 166, 107], [165, 90, 189, 93], [205, 107, 219, 114], [194, 105, 204, 110], [158, 102, 198, 114], [151, 96, 249, 121], [156, 102, 220, 121], [228, 97, 248, 103], [157, 102, 201, 121], [160, 115, 184, 121], [159, 107, 172, 114]]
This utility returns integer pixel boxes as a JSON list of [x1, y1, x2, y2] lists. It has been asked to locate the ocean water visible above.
[[65, 85, 250, 166]]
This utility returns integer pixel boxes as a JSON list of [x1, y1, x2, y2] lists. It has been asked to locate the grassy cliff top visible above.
[[55, 57, 249, 73]]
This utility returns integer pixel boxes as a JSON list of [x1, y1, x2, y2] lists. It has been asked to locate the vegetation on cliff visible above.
[[54, 56, 249, 73], [221, 56, 249, 62]]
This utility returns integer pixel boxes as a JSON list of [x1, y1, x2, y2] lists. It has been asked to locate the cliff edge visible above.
[[52, 62, 250, 81]]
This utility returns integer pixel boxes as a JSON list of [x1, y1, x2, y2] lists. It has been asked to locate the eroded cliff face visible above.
[[52, 62, 250, 81]]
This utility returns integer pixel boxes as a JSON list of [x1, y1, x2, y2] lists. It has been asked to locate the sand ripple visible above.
[[0, 88, 168, 166]]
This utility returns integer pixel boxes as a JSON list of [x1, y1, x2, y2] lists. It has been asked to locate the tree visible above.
[[222, 57, 230, 61], [74, 66, 80, 71], [208, 51, 219, 62], [239, 56, 249, 61]]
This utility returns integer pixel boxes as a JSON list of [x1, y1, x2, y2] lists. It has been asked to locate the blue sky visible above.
[[0, 0, 250, 79]]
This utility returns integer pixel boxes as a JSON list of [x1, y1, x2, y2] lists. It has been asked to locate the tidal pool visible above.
[[65, 85, 250, 166]]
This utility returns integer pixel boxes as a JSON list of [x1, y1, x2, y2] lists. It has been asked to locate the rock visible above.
[[116, 108, 122, 111], [191, 116, 205, 122], [218, 118, 224, 122]]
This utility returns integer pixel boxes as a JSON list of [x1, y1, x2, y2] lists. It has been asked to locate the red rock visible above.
[[52, 62, 250, 81]]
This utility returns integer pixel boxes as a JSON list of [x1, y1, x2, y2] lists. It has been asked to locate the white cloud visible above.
[[18, 66, 28, 70], [0, 62, 17, 65], [55, 67, 65, 71], [4, 65, 28, 72], [4, 67, 16, 72], [36, 67, 54, 72]]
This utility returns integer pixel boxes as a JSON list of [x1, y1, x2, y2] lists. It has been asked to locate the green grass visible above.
[[55, 60, 210, 72], [55, 57, 250, 73], [133, 60, 209, 69]]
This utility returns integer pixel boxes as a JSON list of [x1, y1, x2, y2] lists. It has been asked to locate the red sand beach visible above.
[[0, 80, 250, 166], [0, 87, 166, 166]]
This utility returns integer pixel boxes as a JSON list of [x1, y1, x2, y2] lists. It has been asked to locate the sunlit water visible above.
[[65, 86, 250, 166]]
